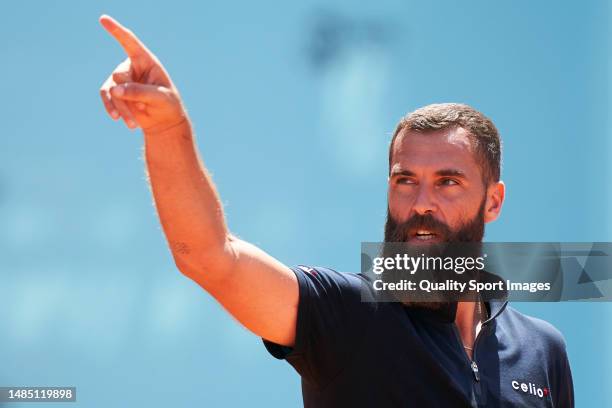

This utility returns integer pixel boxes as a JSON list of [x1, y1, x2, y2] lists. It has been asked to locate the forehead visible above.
[[391, 127, 480, 174]]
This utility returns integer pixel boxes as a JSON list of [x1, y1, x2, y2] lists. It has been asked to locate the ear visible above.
[[484, 181, 505, 223]]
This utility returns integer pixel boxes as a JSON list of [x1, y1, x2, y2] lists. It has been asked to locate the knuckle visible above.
[[121, 85, 133, 95], [115, 102, 129, 113], [100, 90, 112, 104], [112, 72, 127, 82], [119, 108, 133, 118]]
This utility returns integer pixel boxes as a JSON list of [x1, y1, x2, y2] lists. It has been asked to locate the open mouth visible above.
[[410, 230, 440, 242]]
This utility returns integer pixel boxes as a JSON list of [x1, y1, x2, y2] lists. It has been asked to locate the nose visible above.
[[411, 185, 437, 216]]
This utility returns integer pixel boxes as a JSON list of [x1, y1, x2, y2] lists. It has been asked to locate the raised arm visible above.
[[98, 15, 298, 346]]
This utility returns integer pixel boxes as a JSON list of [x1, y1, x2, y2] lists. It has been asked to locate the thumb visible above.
[[111, 83, 172, 104]]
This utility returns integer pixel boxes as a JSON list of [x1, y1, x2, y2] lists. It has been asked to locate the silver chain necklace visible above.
[[463, 300, 486, 352]]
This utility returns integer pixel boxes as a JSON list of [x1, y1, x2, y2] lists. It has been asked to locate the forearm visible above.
[[99, 16, 299, 346], [143, 119, 232, 278]]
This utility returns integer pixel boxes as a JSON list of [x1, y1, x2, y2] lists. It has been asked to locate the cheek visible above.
[[437, 187, 468, 203], [442, 210, 464, 230], [387, 188, 413, 221], [436, 195, 465, 212], [436, 186, 480, 212], [443, 202, 480, 230]]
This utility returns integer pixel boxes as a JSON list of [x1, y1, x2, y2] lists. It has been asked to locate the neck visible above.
[[455, 301, 483, 359]]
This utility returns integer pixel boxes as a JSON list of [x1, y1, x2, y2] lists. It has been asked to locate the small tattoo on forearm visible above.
[[172, 241, 191, 254]]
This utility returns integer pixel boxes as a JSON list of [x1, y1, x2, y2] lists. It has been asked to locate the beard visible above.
[[384, 197, 487, 244], [383, 196, 487, 311]]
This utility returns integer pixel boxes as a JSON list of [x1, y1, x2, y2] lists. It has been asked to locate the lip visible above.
[[407, 233, 442, 244]]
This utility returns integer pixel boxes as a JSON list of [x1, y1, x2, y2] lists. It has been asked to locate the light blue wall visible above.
[[0, 1, 609, 406]]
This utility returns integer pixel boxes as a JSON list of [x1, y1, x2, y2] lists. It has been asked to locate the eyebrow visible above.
[[435, 168, 467, 178], [390, 168, 467, 178]]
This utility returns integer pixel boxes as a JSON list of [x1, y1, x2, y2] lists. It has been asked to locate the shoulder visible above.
[[501, 305, 568, 353], [499, 305, 574, 405], [289, 265, 381, 323], [294, 265, 365, 284], [292, 265, 372, 298]]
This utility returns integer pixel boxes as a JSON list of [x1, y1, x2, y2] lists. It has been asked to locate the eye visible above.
[[439, 178, 459, 186], [397, 177, 416, 185]]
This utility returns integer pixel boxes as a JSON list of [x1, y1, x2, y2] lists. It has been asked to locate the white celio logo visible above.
[[511, 380, 549, 398]]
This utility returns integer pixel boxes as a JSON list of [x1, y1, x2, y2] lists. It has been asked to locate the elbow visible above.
[[172, 238, 236, 284]]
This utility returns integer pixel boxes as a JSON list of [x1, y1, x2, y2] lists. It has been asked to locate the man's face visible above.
[[385, 126, 504, 244]]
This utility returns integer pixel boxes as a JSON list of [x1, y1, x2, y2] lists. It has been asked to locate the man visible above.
[[98, 15, 574, 407]]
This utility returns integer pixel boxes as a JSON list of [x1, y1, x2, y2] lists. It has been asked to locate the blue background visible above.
[[0, 0, 610, 406]]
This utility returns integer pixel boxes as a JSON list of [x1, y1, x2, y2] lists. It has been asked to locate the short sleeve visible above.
[[261, 265, 372, 387], [551, 341, 574, 408], [535, 319, 574, 408]]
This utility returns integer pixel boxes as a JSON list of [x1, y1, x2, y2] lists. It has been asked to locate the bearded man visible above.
[[98, 15, 574, 408]]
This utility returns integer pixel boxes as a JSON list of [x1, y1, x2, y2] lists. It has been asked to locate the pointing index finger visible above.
[[99, 14, 149, 58]]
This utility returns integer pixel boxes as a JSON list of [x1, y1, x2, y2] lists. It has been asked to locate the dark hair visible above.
[[388, 103, 502, 184]]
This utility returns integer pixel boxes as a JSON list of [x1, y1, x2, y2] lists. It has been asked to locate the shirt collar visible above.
[[403, 299, 508, 324]]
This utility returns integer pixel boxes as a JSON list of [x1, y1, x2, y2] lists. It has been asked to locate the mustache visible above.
[[384, 212, 452, 242], [384, 196, 487, 243]]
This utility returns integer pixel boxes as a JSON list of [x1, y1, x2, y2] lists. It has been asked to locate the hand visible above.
[[99, 15, 188, 133]]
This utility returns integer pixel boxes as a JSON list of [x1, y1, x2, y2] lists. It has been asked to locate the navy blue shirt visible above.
[[262, 265, 574, 407]]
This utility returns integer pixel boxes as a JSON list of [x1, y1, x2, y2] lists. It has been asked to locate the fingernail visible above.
[[111, 110, 119, 119], [112, 86, 124, 97], [128, 120, 136, 128]]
